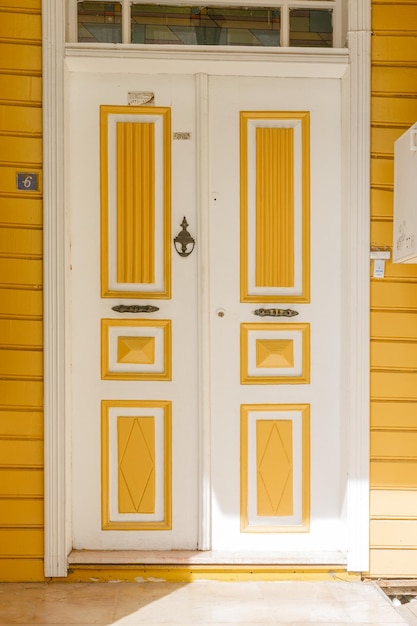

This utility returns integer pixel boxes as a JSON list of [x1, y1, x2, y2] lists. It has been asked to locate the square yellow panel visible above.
[[101, 319, 171, 380], [241, 323, 310, 384]]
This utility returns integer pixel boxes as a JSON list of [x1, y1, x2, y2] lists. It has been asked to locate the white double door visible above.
[[68, 60, 346, 556]]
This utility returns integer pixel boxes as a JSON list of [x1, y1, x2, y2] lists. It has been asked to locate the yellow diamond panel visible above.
[[117, 336, 155, 364], [256, 419, 293, 517], [117, 416, 155, 514], [256, 339, 294, 368]]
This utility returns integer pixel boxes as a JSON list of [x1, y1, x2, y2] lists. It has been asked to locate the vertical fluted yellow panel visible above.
[[256, 419, 293, 516], [255, 127, 294, 288], [117, 416, 155, 514], [116, 122, 155, 284]]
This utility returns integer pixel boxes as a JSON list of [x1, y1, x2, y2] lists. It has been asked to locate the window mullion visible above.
[[281, 2, 289, 47]]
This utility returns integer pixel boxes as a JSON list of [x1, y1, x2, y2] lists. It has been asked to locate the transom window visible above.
[[67, 1, 345, 48]]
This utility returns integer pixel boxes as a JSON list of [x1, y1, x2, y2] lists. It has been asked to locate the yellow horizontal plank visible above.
[[371, 340, 417, 370], [0, 469, 43, 497], [0, 135, 42, 165], [0, 1, 40, 10], [0, 439, 43, 467], [0, 558, 45, 582], [371, 459, 417, 488], [371, 400, 417, 429], [371, 311, 417, 340], [0, 43, 41, 73], [371, 431, 417, 459], [0, 319, 42, 348], [0, 104, 42, 134], [0, 498, 43, 526], [0, 528, 43, 556], [0, 12, 41, 42], [370, 219, 392, 247], [373, 261, 417, 280], [0, 167, 42, 196], [371, 489, 417, 519], [0, 380, 43, 408], [372, 35, 417, 64], [370, 549, 417, 578], [371, 371, 417, 400], [0, 74, 41, 105], [372, 95, 417, 126], [0, 288, 42, 318], [371, 126, 406, 157], [371, 519, 417, 547], [371, 157, 393, 187], [0, 227, 42, 256], [0, 348, 42, 378], [371, 188, 393, 219], [372, 5, 417, 32], [0, 409, 43, 437], [0, 258, 42, 287], [371, 280, 417, 310], [372, 66, 417, 95], [0, 197, 42, 227]]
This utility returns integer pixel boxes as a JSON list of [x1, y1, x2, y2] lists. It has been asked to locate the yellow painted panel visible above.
[[0, 227, 42, 256], [370, 220, 392, 247], [0, 104, 42, 134], [116, 122, 155, 284], [0, 528, 43, 556], [118, 336, 155, 364], [0, 258, 42, 287], [371, 189, 393, 220], [372, 66, 417, 95], [0, 498, 43, 525], [0, 410, 43, 438], [370, 157, 393, 187], [255, 127, 294, 288], [371, 431, 417, 460], [0, 135, 42, 165], [0, 12, 41, 41], [371, 490, 417, 519], [372, 5, 417, 32], [256, 339, 294, 368], [0, 167, 42, 196], [0, 439, 43, 467], [0, 469, 43, 496], [371, 340, 417, 369], [373, 262, 417, 281], [0, 559, 45, 583], [0, 348, 42, 377], [371, 401, 417, 430], [371, 126, 405, 157], [372, 36, 417, 63], [118, 416, 155, 514], [370, 549, 417, 578], [371, 96, 417, 126], [0, 380, 43, 408], [0, 1, 41, 10], [256, 419, 293, 516], [371, 312, 417, 340], [371, 520, 417, 548], [371, 281, 417, 311], [371, 459, 417, 489], [0, 43, 41, 73], [0, 74, 41, 104], [0, 288, 42, 317], [0, 319, 43, 348]]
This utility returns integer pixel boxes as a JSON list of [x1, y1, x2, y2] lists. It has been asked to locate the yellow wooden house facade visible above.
[[0, 0, 417, 581]]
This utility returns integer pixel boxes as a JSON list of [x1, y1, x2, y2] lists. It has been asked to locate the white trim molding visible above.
[[43, 1, 371, 575], [42, 0, 69, 577]]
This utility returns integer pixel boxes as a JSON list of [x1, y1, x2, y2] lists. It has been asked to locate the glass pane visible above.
[[131, 5, 280, 46], [289, 8, 333, 47], [78, 2, 122, 43]]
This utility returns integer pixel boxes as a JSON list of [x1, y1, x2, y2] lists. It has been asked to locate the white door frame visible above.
[[42, 0, 371, 577]]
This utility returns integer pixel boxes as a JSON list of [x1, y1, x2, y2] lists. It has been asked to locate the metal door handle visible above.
[[254, 308, 298, 317], [112, 305, 159, 313]]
